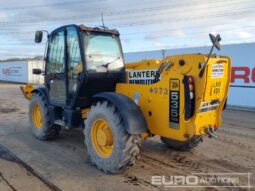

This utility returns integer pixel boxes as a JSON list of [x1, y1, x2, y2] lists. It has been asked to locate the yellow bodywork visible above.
[[116, 54, 231, 141], [81, 108, 91, 119], [20, 83, 34, 100]]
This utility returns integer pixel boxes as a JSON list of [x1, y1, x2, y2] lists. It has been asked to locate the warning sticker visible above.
[[198, 100, 220, 113], [128, 70, 159, 84], [211, 64, 224, 78]]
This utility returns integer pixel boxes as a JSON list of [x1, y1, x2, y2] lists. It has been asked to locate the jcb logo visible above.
[[170, 79, 180, 91]]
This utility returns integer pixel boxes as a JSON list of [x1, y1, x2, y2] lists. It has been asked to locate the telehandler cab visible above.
[[21, 24, 231, 173]]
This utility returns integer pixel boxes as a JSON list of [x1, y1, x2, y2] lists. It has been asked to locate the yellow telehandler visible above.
[[21, 24, 231, 173]]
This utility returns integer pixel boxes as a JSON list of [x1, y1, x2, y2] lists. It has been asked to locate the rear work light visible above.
[[184, 75, 195, 120]]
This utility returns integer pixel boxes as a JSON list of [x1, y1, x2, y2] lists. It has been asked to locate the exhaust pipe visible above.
[[206, 127, 217, 138]]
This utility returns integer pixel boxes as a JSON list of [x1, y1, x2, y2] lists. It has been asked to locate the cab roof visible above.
[[50, 24, 120, 36], [80, 24, 120, 35]]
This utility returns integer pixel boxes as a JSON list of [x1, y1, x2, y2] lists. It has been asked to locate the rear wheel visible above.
[[29, 93, 60, 140], [84, 101, 141, 174], [161, 136, 202, 151]]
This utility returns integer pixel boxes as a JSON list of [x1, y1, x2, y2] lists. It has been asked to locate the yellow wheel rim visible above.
[[32, 104, 43, 129], [91, 119, 114, 158]]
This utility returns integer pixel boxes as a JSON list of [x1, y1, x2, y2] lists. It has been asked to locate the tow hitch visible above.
[[206, 127, 218, 138]]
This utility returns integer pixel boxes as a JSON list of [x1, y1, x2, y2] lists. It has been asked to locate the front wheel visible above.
[[29, 93, 60, 140], [84, 101, 141, 174]]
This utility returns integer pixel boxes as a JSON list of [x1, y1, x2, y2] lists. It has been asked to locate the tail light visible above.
[[184, 75, 195, 120], [188, 76, 194, 99]]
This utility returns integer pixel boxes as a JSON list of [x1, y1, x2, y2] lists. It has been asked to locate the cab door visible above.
[[45, 30, 67, 105], [66, 26, 83, 106]]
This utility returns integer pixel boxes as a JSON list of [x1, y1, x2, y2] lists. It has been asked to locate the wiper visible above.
[[99, 56, 120, 68]]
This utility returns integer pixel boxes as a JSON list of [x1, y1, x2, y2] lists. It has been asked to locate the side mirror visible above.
[[33, 68, 43, 75], [35, 31, 43, 43], [209, 33, 221, 51]]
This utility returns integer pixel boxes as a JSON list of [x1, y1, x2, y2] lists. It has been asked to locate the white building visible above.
[[0, 60, 44, 84]]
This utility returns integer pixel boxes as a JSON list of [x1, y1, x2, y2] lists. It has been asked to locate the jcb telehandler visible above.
[[21, 24, 231, 173]]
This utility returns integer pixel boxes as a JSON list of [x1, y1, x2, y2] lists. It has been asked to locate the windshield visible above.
[[83, 33, 124, 72]]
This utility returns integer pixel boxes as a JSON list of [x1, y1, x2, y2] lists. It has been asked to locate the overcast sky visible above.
[[0, 0, 255, 59]]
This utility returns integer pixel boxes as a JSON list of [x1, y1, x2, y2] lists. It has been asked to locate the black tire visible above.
[[29, 93, 60, 140], [161, 136, 202, 151], [84, 101, 141, 174]]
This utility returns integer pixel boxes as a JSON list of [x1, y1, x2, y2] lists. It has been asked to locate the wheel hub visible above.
[[32, 104, 43, 129], [91, 119, 114, 158]]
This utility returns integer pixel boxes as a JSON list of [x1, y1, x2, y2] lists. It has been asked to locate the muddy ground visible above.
[[0, 83, 254, 191]]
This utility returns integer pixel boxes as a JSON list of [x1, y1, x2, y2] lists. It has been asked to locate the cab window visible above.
[[47, 31, 65, 74], [83, 33, 124, 72]]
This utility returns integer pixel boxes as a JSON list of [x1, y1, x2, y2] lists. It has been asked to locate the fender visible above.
[[31, 86, 49, 101], [93, 92, 148, 135], [20, 84, 48, 101]]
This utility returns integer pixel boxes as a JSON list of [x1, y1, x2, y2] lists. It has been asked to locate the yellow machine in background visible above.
[[21, 25, 231, 173]]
